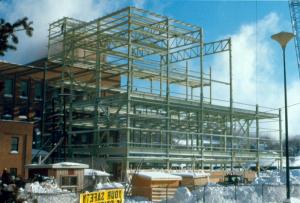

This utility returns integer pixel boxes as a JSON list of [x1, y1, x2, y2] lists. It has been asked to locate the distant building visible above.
[[0, 120, 33, 178]]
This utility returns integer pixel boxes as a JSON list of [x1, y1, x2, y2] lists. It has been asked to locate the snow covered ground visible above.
[[126, 169, 300, 203], [18, 180, 78, 203], [16, 169, 300, 203]]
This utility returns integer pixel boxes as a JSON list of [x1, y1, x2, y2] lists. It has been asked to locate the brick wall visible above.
[[0, 120, 33, 179]]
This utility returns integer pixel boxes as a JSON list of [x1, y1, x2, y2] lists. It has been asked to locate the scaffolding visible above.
[[45, 7, 282, 179], [290, 0, 300, 77]]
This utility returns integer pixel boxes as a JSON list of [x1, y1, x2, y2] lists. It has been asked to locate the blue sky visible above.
[[1, 0, 300, 135]]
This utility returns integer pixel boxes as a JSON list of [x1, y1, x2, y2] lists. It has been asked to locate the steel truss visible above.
[[46, 7, 282, 179]]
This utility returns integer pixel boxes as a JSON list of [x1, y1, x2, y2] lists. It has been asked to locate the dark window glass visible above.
[[61, 176, 77, 186], [4, 79, 13, 96], [20, 81, 28, 97], [11, 137, 19, 152], [2, 105, 13, 119], [19, 107, 28, 120], [35, 82, 42, 99], [61, 177, 68, 186], [70, 177, 77, 185], [35, 109, 41, 119], [10, 168, 17, 176]]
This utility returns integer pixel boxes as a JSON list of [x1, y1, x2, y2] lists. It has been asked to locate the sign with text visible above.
[[80, 188, 124, 203]]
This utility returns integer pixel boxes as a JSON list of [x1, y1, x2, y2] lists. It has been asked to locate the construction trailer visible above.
[[0, 7, 282, 180]]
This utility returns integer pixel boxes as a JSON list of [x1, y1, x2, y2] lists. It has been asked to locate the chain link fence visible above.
[[126, 184, 300, 203], [190, 184, 300, 203]]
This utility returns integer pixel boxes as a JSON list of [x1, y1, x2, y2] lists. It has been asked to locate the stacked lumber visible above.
[[209, 170, 257, 183], [209, 171, 225, 183], [173, 171, 210, 190], [243, 171, 257, 182], [131, 172, 181, 202]]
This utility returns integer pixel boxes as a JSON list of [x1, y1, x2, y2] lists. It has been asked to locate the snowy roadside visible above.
[[15, 169, 300, 203], [126, 169, 300, 203]]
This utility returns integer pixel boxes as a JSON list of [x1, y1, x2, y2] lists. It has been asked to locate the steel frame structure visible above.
[[290, 0, 300, 77], [45, 7, 282, 179]]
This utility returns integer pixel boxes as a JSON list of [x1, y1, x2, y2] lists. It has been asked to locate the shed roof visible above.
[[26, 162, 89, 169], [172, 171, 210, 178], [136, 172, 182, 181], [84, 169, 110, 176]]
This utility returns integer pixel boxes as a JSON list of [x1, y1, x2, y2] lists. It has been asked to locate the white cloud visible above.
[[1, 0, 139, 63], [133, 0, 146, 8], [212, 12, 300, 136], [1, 0, 165, 63]]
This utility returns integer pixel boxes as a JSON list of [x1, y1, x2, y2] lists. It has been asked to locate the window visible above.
[[34, 82, 42, 99], [20, 81, 28, 98], [4, 79, 13, 97], [2, 105, 13, 120], [10, 168, 17, 176], [18, 107, 28, 120], [61, 176, 78, 186], [34, 109, 41, 120], [11, 137, 19, 152]]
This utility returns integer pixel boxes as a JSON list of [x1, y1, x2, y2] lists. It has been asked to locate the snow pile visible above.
[[127, 170, 300, 203], [24, 181, 67, 193], [291, 169, 300, 179], [125, 196, 152, 203], [84, 169, 110, 177], [18, 181, 78, 203], [253, 169, 300, 185], [163, 187, 194, 203], [291, 156, 300, 167], [252, 171, 284, 185], [96, 182, 124, 190]]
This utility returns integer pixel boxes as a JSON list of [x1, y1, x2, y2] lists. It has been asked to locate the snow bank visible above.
[[24, 181, 67, 193], [127, 170, 300, 203], [253, 169, 300, 185], [125, 196, 152, 203], [84, 169, 110, 176], [18, 181, 78, 203], [162, 187, 194, 203], [96, 182, 124, 190]]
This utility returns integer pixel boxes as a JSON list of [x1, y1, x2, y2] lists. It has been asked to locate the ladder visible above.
[[40, 137, 65, 164], [125, 158, 144, 196]]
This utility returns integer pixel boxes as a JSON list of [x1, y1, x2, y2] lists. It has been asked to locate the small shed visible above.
[[131, 172, 182, 202], [26, 162, 89, 192], [173, 171, 210, 189]]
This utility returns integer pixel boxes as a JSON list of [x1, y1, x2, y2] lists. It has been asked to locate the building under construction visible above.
[[0, 7, 282, 180]]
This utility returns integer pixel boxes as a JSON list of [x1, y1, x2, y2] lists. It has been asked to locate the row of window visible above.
[[3, 79, 42, 99], [2, 106, 41, 120]]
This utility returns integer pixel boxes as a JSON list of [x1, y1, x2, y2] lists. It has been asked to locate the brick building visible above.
[[0, 61, 45, 148], [0, 120, 33, 178]]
